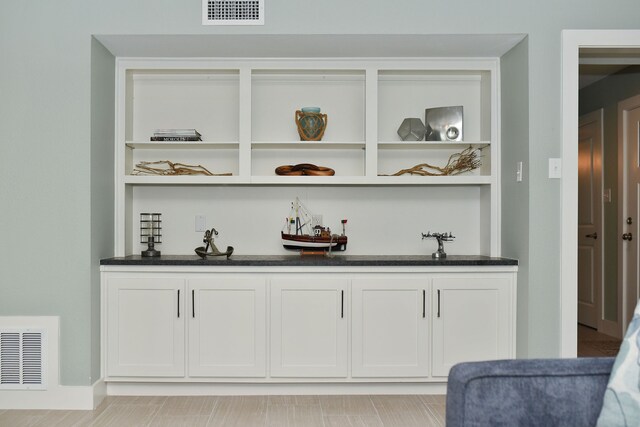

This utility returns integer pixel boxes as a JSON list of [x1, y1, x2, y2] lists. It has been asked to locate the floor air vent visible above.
[[0, 329, 46, 390], [203, 0, 264, 25]]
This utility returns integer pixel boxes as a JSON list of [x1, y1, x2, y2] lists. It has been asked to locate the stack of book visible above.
[[150, 129, 202, 141]]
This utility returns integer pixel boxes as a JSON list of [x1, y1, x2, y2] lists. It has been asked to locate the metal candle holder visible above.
[[140, 213, 162, 257]]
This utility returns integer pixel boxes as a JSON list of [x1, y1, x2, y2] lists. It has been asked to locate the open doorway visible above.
[[562, 31, 640, 358], [576, 62, 640, 356]]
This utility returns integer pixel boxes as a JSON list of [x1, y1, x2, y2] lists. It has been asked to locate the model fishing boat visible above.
[[282, 197, 347, 251]]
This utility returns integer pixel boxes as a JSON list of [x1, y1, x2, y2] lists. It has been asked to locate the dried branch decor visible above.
[[132, 160, 231, 176], [381, 145, 486, 177]]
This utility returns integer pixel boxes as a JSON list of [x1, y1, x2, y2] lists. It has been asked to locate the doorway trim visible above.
[[561, 30, 640, 357]]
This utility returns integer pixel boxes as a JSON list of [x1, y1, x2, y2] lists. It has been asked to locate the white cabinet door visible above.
[[432, 276, 513, 377], [106, 277, 185, 377], [188, 277, 266, 377], [270, 277, 348, 378], [352, 278, 429, 377]]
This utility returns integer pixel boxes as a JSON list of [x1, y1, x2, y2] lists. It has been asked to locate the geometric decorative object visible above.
[[140, 213, 162, 257], [397, 118, 426, 141], [425, 106, 463, 141]]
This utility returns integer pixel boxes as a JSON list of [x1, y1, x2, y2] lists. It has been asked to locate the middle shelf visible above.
[[125, 140, 492, 182]]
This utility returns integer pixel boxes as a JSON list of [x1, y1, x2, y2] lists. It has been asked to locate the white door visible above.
[[270, 277, 348, 378], [577, 109, 603, 329], [106, 277, 185, 377], [351, 278, 429, 378], [620, 94, 640, 331], [188, 277, 266, 378], [432, 276, 512, 377]]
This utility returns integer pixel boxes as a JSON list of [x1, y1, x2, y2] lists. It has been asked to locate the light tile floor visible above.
[[0, 394, 446, 427], [1, 324, 616, 426]]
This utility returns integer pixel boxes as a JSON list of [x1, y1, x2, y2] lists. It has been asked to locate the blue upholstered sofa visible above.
[[446, 357, 615, 426]]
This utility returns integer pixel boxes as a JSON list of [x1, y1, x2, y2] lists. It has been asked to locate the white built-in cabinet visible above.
[[188, 277, 266, 377], [106, 277, 185, 377], [101, 268, 516, 385], [351, 278, 430, 378], [270, 278, 348, 378], [431, 276, 514, 377]]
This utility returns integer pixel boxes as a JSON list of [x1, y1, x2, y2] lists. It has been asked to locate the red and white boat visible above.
[[281, 198, 347, 251]]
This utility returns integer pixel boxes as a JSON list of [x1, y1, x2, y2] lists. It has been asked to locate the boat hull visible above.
[[281, 232, 347, 251]]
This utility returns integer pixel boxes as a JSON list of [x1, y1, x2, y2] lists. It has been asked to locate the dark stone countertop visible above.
[[100, 254, 518, 267]]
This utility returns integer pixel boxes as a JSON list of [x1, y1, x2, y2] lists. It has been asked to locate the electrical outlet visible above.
[[549, 158, 562, 179], [195, 215, 206, 232]]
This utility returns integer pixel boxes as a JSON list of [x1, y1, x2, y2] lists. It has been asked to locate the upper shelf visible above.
[[377, 141, 490, 149], [251, 141, 365, 149], [126, 141, 239, 149]]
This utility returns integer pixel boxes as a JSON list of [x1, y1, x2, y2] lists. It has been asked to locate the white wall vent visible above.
[[0, 329, 46, 390], [202, 0, 264, 25]]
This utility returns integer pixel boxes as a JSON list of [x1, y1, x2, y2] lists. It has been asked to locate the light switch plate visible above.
[[516, 161, 523, 182], [549, 158, 562, 179], [195, 215, 206, 232]]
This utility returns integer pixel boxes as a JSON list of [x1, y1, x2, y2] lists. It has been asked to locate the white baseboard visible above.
[[0, 378, 104, 410], [106, 382, 448, 396]]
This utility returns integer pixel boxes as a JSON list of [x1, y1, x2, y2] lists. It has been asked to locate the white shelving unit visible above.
[[115, 58, 500, 257]]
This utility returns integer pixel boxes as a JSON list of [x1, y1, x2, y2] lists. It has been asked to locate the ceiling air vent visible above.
[[0, 329, 46, 390], [203, 0, 264, 25]]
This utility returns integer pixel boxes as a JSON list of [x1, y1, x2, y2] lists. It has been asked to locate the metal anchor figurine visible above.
[[195, 228, 234, 259], [421, 231, 455, 259]]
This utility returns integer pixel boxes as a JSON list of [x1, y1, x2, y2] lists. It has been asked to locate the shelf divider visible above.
[[238, 66, 252, 179], [365, 67, 378, 178]]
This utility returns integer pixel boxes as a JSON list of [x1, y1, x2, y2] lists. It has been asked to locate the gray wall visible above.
[[501, 39, 530, 357], [3, 0, 640, 385], [579, 66, 640, 324], [90, 38, 115, 384]]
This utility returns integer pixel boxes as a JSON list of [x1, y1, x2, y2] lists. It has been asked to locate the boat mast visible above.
[[295, 197, 303, 235]]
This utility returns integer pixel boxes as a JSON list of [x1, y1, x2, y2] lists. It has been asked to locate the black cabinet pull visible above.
[[341, 290, 344, 318], [437, 289, 441, 318], [192, 289, 195, 318], [177, 289, 180, 318], [422, 289, 426, 318]]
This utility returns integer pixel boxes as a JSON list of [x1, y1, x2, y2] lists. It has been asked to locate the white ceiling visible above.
[[94, 34, 526, 58]]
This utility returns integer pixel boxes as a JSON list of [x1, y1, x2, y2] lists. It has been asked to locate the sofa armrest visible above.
[[446, 357, 615, 427]]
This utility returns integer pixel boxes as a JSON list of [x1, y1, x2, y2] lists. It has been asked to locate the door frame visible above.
[[561, 30, 640, 357]]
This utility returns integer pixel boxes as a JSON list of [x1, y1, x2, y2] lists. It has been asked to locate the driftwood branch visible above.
[[132, 160, 232, 176], [381, 145, 486, 177]]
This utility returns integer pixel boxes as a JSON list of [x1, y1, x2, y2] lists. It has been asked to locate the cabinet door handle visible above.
[[177, 290, 180, 318], [192, 289, 195, 318], [341, 290, 344, 318], [437, 289, 441, 318], [422, 289, 426, 318]]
